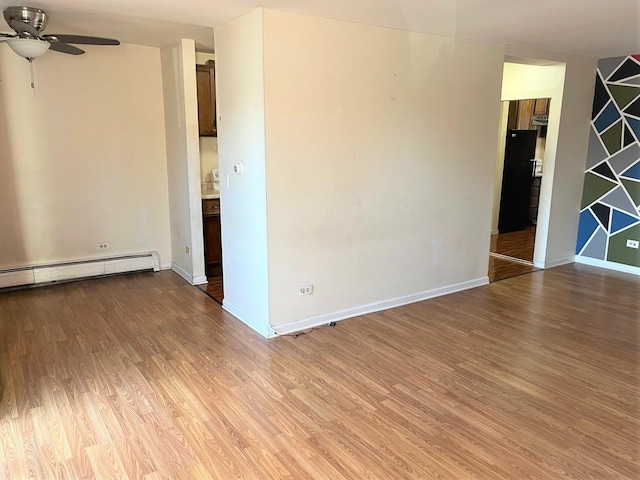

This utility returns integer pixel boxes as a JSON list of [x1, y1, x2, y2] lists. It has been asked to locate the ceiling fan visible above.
[[1, 6, 120, 61]]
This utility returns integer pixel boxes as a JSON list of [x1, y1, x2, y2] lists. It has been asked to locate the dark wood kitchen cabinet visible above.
[[196, 63, 217, 136], [202, 199, 222, 277]]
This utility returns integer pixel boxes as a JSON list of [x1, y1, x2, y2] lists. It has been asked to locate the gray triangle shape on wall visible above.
[[619, 76, 640, 86], [599, 57, 627, 80], [580, 227, 607, 260], [600, 186, 640, 217], [608, 143, 640, 174], [586, 126, 609, 169]]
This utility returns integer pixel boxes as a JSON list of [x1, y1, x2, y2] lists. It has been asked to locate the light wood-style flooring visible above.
[[489, 227, 539, 282], [1, 264, 639, 479]]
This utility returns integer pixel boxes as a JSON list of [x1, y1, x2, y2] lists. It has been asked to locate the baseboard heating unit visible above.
[[0, 252, 160, 289]]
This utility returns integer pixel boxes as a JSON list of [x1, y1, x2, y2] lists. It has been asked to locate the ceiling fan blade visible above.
[[0, 32, 17, 38], [9, 19, 40, 38], [43, 34, 119, 46], [48, 42, 85, 55]]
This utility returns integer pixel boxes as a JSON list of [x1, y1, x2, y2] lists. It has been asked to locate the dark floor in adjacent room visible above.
[[197, 275, 224, 304], [489, 226, 540, 282]]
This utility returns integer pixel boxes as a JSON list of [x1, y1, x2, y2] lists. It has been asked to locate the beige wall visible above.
[[0, 43, 171, 270], [160, 39, 206, 283], [262, 10, 505, 330], [199, 137, 219, 186], [215, 9, 271, 336]]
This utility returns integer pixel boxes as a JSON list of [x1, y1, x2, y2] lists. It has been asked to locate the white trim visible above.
[[222, 300, 274, 338], [171, 262, 194, 284], [193, 275, 208, 285], [491, 229, 499, 235], [271, 277, 489, 337], [543, 255, 575, 269], [575, 255, 640, 275], [489, 252, 535, 266]]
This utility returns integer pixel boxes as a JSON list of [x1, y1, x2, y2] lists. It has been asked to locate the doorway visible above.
[[489, 96, 550, 282]]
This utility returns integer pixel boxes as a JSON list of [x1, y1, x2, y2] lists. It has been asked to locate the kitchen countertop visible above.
[[202, 188, 220, 200]]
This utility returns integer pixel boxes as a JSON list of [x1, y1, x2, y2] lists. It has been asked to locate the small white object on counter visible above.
[[211, 168, 220, 190]]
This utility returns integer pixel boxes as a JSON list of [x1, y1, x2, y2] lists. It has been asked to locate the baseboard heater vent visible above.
[[0, 252, 160, 289]]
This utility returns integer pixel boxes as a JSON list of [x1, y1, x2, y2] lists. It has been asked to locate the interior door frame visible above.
[[492, 61, 565, 269]]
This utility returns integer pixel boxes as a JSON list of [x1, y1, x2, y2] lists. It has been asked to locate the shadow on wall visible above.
[[0, 53, 27, 270], [0, 50, 27, 399]]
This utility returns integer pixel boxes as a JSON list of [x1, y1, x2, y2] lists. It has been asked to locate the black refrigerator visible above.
[[498, 129, 537, 234]]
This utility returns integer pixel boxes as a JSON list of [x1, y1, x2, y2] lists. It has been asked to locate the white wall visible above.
[[262, 10, 505, 331], [215, 9, 271, 336], [0, 43, 171, 270], [160, 39, 206, 284]]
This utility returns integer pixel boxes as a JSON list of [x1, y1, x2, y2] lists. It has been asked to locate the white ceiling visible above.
[[1, 0, 639, 58]]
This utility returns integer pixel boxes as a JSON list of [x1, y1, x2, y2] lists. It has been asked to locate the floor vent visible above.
[[0, 252, 160, 289]]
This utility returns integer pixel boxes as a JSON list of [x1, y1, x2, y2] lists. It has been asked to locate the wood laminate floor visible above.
[[1, 265, 639, 479], [197, 276, 224, 304], [490, 227, 537, 262], [489, 227, 539, 282]]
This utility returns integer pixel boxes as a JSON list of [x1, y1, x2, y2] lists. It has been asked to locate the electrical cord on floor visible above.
[[274, 321, 337, 338]]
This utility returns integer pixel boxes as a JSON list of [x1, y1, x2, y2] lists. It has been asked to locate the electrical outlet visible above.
[[299, 284, 313, 296], [626, 239, 639, 249], [98, 242, 109, 250]]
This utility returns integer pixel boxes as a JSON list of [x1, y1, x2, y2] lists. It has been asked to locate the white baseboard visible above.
[[222, 300, 274, 338], [171, 263, 208, 286], [271, 276, 489, 337], [575, 256, 640, 275], [171, 263, 193, 284], [491, 229, 499, 235], [193, 275, 208, 285], [543, 256, 575, 269]]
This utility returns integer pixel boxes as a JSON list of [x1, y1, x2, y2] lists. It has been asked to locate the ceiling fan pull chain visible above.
[[29, 58, 35, 92]]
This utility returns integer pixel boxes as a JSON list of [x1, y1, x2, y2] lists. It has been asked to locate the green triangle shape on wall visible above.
[[621, 178, 640, 207], [608, 84, 640, 109], [600, 120, 623, 155], [581, 172, 618, 209]]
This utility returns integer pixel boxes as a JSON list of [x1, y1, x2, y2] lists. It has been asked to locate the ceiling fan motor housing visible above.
[[4, 6, 48, 35]]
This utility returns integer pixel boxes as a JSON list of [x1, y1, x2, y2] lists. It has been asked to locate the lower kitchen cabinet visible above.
[[203, 199, 222, 277]]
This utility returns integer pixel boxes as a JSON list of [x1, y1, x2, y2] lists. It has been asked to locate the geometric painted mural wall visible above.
[[576, 54, 640, 268]]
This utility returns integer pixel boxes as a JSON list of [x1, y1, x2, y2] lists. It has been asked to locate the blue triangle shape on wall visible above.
[[621, 160, 640, 180], [611, 209, 640, 233], [594, 102, 621, 132], [625, 115, 640, 141], [576, 209, 599, 254]]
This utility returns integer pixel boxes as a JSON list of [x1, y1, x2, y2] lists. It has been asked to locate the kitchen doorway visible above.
[[489, 97, 550, 282]]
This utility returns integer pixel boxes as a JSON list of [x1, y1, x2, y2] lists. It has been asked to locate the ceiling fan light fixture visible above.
[[6, 37, 49, 59]]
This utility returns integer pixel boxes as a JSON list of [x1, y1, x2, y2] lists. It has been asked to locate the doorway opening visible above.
[[490, 97, 549, 282], [488, 59, 567, 283]]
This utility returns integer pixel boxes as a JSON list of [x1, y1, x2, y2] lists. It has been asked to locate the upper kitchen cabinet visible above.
[[507, 98, 550, 130], [196, 63, 217, 136]]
